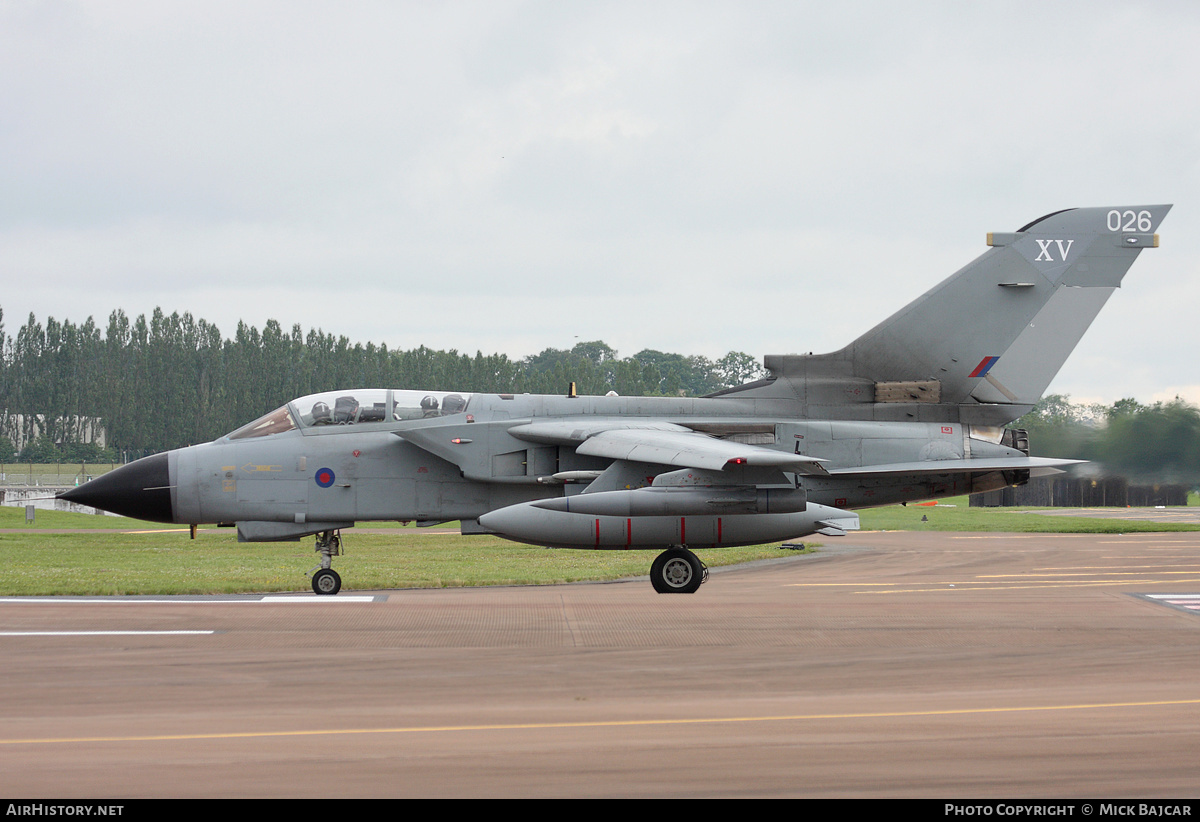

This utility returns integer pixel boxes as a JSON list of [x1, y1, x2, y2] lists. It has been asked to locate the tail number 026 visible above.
[[1107, 209, 1152, 232]]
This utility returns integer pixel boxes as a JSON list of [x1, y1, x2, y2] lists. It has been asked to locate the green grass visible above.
[[0, 508, 803, 595], [1, 494, 1196, 595], [0, 504, 167, 530], [858, 494, 1200, 533]]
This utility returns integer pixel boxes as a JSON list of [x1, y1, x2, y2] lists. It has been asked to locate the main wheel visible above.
[[650, 549, 703, 594], [312, 568, 342, 595]]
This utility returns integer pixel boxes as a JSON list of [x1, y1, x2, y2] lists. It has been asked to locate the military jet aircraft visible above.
[[60, 205, 1171, 594]]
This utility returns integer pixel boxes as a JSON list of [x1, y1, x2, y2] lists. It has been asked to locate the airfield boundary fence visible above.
[[971, 476, 1190, 507], [0, 463, 119, 489]]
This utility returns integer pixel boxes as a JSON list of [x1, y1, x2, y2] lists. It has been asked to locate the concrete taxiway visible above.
[[2, 530, 1199, 797]]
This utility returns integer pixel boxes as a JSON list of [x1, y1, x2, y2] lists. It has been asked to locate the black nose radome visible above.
[[58, 452, 174, 523]]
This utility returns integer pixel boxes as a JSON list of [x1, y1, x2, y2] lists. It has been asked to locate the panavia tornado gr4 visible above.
[[61, 205, 1171, 594]]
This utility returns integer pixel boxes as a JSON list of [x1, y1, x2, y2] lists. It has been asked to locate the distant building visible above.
[[0, 413, 108, 452], [971, 476, 1189, 507]]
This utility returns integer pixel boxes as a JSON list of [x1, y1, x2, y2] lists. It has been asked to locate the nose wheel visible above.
[[312, 568, 342, 595]]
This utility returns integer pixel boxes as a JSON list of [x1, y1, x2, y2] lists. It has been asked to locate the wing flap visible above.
[[825, 456, 1083, 476]]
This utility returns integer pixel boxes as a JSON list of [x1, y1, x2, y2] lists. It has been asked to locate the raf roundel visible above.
[[315, 468, 336, 488]]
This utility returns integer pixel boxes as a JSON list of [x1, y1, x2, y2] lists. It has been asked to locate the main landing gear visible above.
[[649, 547, 708, 594], [308, 531, 706, 595], [310, 530, 343, 595]]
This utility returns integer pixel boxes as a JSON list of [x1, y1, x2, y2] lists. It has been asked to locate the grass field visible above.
[[0, 506, 804, 596], [857, 497, 1200, 533], [0, 495, 1196, 596]]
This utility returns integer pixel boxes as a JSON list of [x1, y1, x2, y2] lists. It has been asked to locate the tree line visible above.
[[1014, 394, 1200, 486], [2, 305, 1195, 485], [0, 306, 764, 460]]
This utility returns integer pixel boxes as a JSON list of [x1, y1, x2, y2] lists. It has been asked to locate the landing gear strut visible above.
[[310, 530, 343, 595], [650, 547, 707, 594]]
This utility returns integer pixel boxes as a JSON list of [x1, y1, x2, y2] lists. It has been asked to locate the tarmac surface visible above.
[[2, 529, 1200, 798]]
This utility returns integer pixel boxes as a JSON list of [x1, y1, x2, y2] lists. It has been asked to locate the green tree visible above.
[[1096, 399, 1200, 484], [715, 351, 765, 389], [1011, 394, 1097, 459]]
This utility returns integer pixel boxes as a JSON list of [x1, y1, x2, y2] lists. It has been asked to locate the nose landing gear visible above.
[[310, 530, 343, 595]]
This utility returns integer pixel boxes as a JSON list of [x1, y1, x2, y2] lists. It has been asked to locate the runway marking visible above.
[[789, 577, 1200, 593], [0, 596, 381, 604], [1028, 562, 1200, 568], [259, 596, 379, 602], [1094, 540, 1200, 544], [1137, 593, 1200, 614], [0, 631, 214, 636], [948, 535, 1086, 539], [2, 698, 1197, 746], [979, 570, 1200, 578], [946, 535, 1200, 542]]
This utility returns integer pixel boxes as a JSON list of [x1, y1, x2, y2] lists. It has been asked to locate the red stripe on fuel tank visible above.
[[595, 518, 600, 547]]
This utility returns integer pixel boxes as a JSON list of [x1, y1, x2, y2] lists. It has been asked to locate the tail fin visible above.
[[753, 205, 1171, 424]]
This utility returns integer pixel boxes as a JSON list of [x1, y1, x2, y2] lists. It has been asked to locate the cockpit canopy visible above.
[[225, 389, 473, 440]]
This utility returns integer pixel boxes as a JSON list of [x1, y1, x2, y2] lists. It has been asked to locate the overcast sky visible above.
[[2, 1, 1197, 406]]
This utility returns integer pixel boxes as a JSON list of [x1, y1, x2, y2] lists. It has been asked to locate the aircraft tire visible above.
[[650, 548, 702, 594], [312, 568, 342, 596]]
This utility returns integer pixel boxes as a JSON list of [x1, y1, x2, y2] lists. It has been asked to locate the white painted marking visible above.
[[0, 631, 214, 636], [259, 596, 377, 602], [0, 596, 379, 604]]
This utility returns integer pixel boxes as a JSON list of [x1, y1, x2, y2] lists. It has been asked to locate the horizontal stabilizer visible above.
[[816, 512, 860, 536]]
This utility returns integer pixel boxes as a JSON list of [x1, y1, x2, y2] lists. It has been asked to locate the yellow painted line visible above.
[[947, 534, 1200, 540], [786, 582, 921, 587], [3, 698, 1197, 746], [855, 578, 1200, 594], [979, 570, 1200, 578], [790, 577, 1200, 588], [1097, 541, 1200, 545], [1029, 564, 1200, 570], [949, 535, 1087, 540]]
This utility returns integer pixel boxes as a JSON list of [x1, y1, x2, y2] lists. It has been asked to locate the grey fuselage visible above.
[[161, 389, 1024, 545]]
